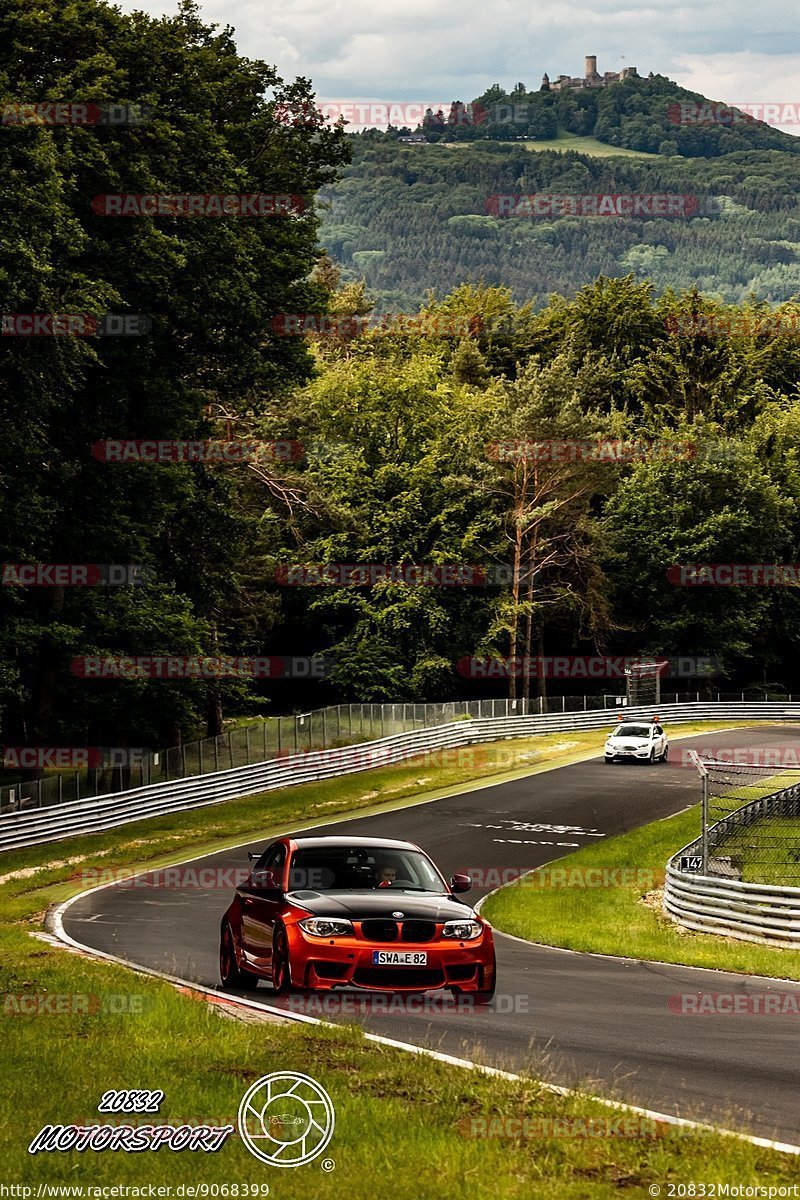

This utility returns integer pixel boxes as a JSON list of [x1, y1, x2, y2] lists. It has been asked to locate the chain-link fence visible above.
[[693, 755, 800, 885], [2, 689, 796, 819]]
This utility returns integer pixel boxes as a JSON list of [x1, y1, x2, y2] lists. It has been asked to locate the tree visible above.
[[479, 360, 617, 700], [0, 0, 348, 743]]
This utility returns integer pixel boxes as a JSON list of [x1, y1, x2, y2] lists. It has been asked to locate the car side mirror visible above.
[[250, 869, 282, 894], [450, 872, 472, 893]]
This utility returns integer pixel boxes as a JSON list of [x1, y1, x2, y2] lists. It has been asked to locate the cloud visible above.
[[115, 0, 800, 136]]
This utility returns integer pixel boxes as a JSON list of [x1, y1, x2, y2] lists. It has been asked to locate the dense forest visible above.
[[4, 0, 800, 756], [319, 139, 800, 310]]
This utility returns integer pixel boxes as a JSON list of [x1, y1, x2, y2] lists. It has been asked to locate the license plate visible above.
[[372, 951, 427, 966]]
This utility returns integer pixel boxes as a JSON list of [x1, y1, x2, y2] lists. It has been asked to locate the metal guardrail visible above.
[[3, 700, 800, 854], [664, 765, 800, 947], [4, 691, 796, 816], [2, 696, 638, 815]]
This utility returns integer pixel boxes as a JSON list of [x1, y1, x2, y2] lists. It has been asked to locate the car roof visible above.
[[288, 835, 421, 851]]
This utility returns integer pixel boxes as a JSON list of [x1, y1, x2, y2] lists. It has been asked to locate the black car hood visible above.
[[284, 890, 476, 921]]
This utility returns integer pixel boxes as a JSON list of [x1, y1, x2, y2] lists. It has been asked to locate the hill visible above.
[[421, 75, 800, 158], [319, 138, 800, 310]]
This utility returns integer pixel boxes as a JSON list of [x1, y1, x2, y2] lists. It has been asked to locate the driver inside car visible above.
[[375, 863, 397, 888]]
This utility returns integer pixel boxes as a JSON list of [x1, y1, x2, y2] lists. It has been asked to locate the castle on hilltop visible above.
[[543, 55, 649, 92]]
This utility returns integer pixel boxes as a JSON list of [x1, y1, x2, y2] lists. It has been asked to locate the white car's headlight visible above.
[[298, 918, 353, 937], [442, 919, 483, 940]]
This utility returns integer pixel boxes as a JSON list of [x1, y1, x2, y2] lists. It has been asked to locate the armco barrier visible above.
[[664, 770, 800, 947], [664, 862, 800, 948], [3, 701, 800, 853]]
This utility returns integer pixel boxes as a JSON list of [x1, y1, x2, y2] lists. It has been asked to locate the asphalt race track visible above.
[[61, 726, 800, 1145]]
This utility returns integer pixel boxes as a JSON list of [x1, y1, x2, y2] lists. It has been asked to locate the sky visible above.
[[117, 0, 800, 133]]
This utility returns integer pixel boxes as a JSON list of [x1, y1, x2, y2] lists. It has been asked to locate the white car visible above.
[[604, 720, 668, 764]]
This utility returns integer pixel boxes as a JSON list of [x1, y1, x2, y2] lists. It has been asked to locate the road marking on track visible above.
[[493, 838, 580, 846]]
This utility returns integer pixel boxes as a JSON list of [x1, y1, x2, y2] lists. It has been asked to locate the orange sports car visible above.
[[219, 835, 496, 1001]]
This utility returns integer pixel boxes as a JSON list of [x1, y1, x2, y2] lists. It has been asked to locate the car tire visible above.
[[271, 925, 297, 994], [661, 746, 669, 763], [648, 748, 656, 764], [219, 923, 258, 990], [473, 954, 497, 1005], [604, 757, 615, 765]]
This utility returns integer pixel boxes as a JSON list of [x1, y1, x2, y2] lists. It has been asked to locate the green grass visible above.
[[482, 803, 800, 979], [442, 131, 659, 158], [2, 720, 797, 1192], [521, 131, 660, 158]]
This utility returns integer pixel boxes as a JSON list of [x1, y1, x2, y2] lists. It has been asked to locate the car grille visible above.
[[360, 919, 399, 942], [359, 919, 438, 943], [353, 967, 445, 988], [400, 920, 436, 943]]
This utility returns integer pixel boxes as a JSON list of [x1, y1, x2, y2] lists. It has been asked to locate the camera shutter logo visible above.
[[237, 1072, 335, 1167]]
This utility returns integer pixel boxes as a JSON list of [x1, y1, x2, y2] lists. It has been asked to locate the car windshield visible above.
[[285, 846, 446, 893], [612, 724, 652, 738]]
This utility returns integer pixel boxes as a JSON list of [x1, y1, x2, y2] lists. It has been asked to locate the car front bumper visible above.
[[287, 925, 496, 992]]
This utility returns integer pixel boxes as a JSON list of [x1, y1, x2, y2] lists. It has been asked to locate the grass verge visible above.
[[482, 803, 800, 979], [521, 131, 660, 158], [2, 720, 796, 1195]]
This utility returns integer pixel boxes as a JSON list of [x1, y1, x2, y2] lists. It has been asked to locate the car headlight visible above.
[[298, 918, 353, 937], [442, 919, 483, 940]]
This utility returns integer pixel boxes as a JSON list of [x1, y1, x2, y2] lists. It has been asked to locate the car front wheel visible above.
[[271, 925, 297, 994]]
